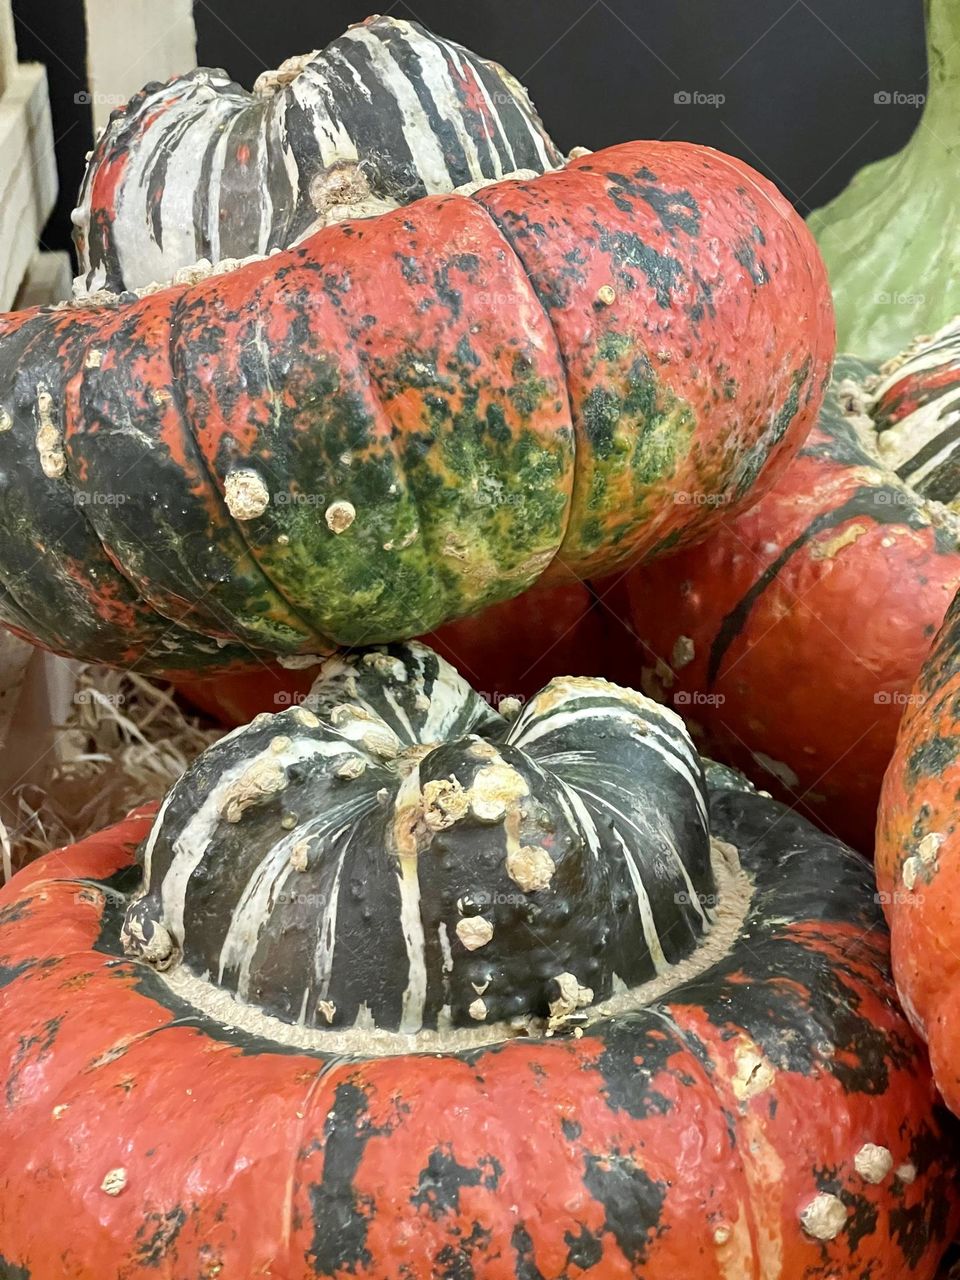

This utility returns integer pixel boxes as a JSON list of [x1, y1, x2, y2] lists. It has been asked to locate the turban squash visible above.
[[877, 580, 960, 1118], [613, 325, 960, 852], [0, 643, 955, 1278], [73, 15, 563, 296], [0, 139, 832, 676]]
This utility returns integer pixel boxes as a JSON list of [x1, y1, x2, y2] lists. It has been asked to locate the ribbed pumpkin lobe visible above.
[[122, 642, 716, 1039]]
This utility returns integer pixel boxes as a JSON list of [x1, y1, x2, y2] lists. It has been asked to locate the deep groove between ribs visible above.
[[165, 288, 330, 652], [468, 192, 579, 575]]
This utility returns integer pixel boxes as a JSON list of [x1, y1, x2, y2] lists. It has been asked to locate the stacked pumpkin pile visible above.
[[1, 10, 959, 1278]]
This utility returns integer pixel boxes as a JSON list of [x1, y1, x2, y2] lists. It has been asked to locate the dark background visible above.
[[14, 0, 928, 268]]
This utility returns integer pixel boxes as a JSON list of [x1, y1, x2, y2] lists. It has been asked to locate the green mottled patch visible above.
[[712, 363, 738, 404], [623, 357, 659, 421], [507, 354, 551, 418], [630, 401, 695, 488], [247, 339, 573, 647], [580, 517, 603, 549], [596, 331, 633, 363], [582, 388, 622, 461], [624, 358, 694, 487], [563, 335, 696, 560]]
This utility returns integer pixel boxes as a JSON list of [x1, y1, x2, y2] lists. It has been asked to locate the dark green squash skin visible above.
[[0, 741, 955, 1273], [0, 140, 832, 674], [0, 305, 258, 676]]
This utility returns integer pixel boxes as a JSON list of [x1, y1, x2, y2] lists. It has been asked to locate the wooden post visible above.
[[0, 0, 58, 311], [0, 0, 76, 867], [14, 249, 72, 308], [0, 0, 17, 99], [84, 0, 197, 136]]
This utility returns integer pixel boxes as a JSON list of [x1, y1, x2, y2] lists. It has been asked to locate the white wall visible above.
[[84, 0, 197, 136]]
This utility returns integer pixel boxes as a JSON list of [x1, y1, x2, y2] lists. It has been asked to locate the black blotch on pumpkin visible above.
[[134, 1206, 188, 1267], [395, 253, 427, 287], [0, 1254, 30, 1279], [456, 201, 572, 310], [686, 269, 716, 325], [433, 1222, 492, 1280], [813, 1172, 878, 1254], [0, 961, 31, 992], [5, 1016, 63, 1107], [0, 900, 33, 928], [927, 594, 960, 691], [733, 238, 769, 286], [731, 361, 810, 501], [888, 1113, 960, 1262], [844, 1192, 878, 1254], [890, 1199, 941, 1271], [511, 1224, 548, 1280], [306, 1081, 387, 1275], [906, 736, 960, 789], [604, 171, 701, 238], [595, 1019, 681, 1121], [565, 1224, 604, 1269], [597, 227, 683, 308], [411, 1148, 501, 1219], [582, 1151, 667, 1265], [432, 263, 464, 320], [456, 335, 481, 371]]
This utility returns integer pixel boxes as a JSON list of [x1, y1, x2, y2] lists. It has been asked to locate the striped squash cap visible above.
[[122, 641, 714, 1034], [72, 15, 563, 296]]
